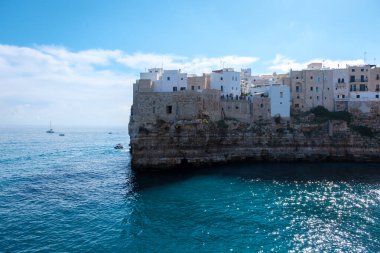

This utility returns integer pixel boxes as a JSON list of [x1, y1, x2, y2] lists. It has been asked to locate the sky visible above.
[[0, 0, 379, 127]]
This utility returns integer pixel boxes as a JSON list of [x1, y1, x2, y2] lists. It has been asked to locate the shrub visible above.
[[350, 125, 375, 138], [217, 120, 228, 129], [308, 106, 352, 123], [274, 115, 281, 124]]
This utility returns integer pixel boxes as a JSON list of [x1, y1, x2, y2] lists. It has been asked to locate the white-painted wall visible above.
[[349, 91, 380, 100], [210, 69, 241, 98], [140, 68, 163, 81], [251, 85, 291, 117], [153, 70, 188, 92]]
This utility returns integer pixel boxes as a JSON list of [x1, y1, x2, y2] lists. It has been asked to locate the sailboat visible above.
[[46, 121, 54, 133]]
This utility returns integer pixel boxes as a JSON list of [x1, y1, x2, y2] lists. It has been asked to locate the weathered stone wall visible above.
[[131, 89, 272, 125], [129, 115, 380, 171]]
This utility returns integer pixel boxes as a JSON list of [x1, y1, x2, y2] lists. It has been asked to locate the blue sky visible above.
[[0, 0, 379, 126]]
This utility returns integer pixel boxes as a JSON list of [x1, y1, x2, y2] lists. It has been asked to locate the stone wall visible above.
[[129, 115, 380, 170], [131, 88, 272, 125]]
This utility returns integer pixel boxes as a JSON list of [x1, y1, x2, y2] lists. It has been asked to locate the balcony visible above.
[[335, 82, 346, 89], [349, 77, 368, 83]]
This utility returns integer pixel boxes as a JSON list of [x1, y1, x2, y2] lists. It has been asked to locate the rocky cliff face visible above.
[[129, 112, 380, 171]]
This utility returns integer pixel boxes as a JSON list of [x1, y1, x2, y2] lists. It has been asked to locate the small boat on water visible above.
[[114, 143, 123, 149], [46, 121, 54, 133], [108, 132, 113, 134], [59, 133, 65, 136]]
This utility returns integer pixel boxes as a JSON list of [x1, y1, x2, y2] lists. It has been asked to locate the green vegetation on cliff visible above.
[[309, 106, 353, 123]]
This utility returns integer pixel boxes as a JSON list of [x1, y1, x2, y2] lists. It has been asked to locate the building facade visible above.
[[210, 68, 241, 99]]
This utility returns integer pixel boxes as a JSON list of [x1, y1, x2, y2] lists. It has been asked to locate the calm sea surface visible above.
[[0, 126, 379, 252]]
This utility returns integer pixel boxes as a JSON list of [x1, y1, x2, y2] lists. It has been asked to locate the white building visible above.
[[153, 69, 187, 92], [349, 91, 380, 100], [140, 68, 163, 81], [251, 85, 291, 117], [210, 68, 241, 99]]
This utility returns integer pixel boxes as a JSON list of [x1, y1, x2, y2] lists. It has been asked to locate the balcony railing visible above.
[[335, 83, 347, 89]]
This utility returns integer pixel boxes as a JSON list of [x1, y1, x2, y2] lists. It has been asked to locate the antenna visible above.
[[220, 60, 225, 69], [364, 51, 367, 64], [374, 57, 376, 65]]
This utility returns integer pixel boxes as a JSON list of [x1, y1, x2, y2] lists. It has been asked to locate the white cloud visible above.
[[0, 45, 134, 126], [269, 54, 365, 73], [117, 53, 259, 74], [0, 44, 259, 126]]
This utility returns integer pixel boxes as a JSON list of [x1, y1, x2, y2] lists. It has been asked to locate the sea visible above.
[[0, 126, 379, 252]]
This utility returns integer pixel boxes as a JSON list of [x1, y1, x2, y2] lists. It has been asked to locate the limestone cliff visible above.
[[129, 110, 380, 171]]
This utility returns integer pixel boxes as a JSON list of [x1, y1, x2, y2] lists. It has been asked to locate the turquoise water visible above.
[[0, 127, 379, 252]]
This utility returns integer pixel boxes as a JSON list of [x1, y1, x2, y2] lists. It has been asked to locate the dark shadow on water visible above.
[[128, 162, 380, 192]]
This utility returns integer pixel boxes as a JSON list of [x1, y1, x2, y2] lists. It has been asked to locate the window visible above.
[[376, 95, 379, 98], [350, 76, 355, 82], [352, 69, 355, 72], [342, 95, 345, 98], [221, 85, 223, 91], [191, 86, 195, 91], [295, 104, 299, 108], [361, 69, 364, 72], [342, 78, 345, 83], [317, 96, 319, 100], [296, 76, 299, 79], [280, 102, 282, 104], [173, 86, 177, 92], [310, 76, 313, 80], [376, 84, 380, 91], [198, 86, 200, 90], [337, 95, 340, 98], [232, 77, 234, 81], [359, 84, 366, 91], [310, 87, 313, 91], [296, 86, 300, 92], [181, 77, 183, 80], [361, 75, 365, 82], [338, 78, 341, 83], [356, 95, 360, 98], [316, 87, 319, 92], [153, 107, 155, 114], [220, 77, 223, 81], [280, 92, 283, 98], [310, 96, 312, 99], [166, 105, 172, 114], [167, 77, 170, 81], [377, 74, 380, 80], [235, 106, 239, 110], [180, 87, 186, 91], [260, 104, 263, 108], [297, 96, 300, 99]]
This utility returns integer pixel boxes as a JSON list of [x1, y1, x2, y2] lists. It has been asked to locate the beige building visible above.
[[348, 65, 370, 92], [369, 66, 380, 92], [187, 74, 210, 91], [289, 68, 335, 112]]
